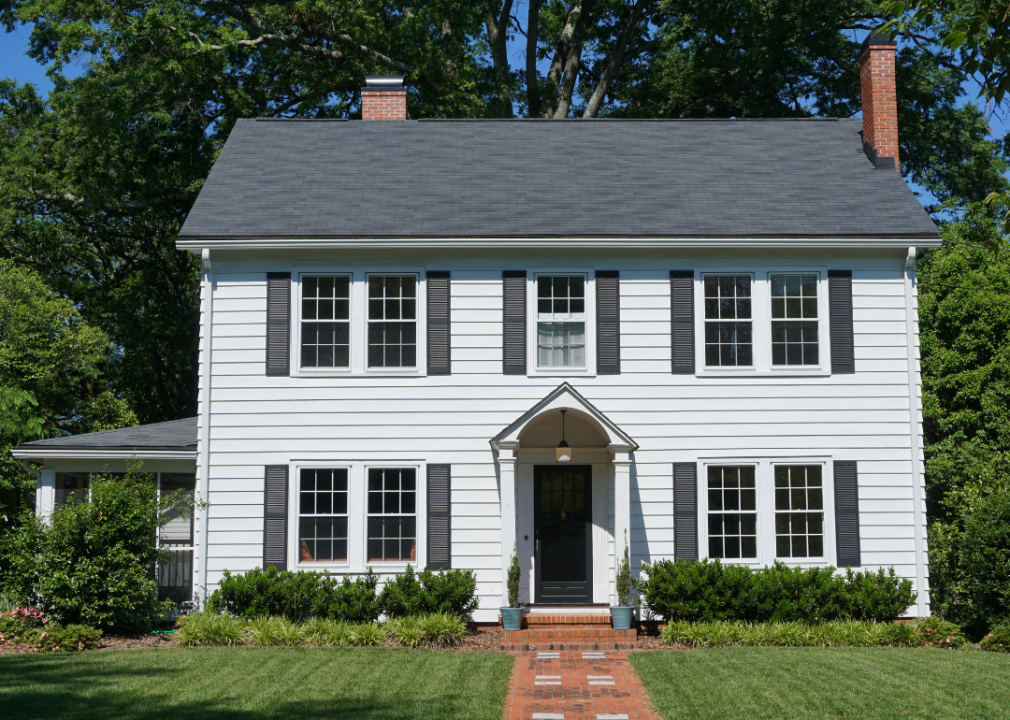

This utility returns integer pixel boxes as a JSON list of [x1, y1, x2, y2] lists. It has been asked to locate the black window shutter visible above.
[[828, 270, 855, 373], [427, 271, 451, 375], [263, 465, 289, 570], [502, 271, 526, 375], [673, 462, 698, 561], [670, 271, 695, 374], [596, 271, 620, 374], [427, 464, 451, 570], [266, 272, 291, 376], [834, 460, 861, 567]]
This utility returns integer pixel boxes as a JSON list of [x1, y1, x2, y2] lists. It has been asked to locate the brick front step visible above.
[[501, 639, 638, 651], [504, 628, 637, 641], [525, 613, 612, 626]]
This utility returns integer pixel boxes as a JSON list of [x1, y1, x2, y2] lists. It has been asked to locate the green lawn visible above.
[[631, 647, 1010, 720], [0, 647, 514, 720]]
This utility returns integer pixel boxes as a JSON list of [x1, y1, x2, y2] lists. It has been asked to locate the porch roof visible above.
[[10, 418, 198, 460]]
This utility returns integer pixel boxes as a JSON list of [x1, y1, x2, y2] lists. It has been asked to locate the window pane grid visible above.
[[301, 276, 350, 368], [299, 468, 348, 563], [771, 274, 819, 366], [537, 275, 586, 369], [367, 276, 417, 368], [704, 275, 752, 366], [367, 468, 417, 562], [774, 465, 824, 558], [707, 466, 757, 560]]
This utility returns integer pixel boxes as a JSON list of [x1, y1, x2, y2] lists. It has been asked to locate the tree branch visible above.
[[527, 0, 541, 116], [543, 0, 596, 118], [583, 0, 649, 118], [30, 189, 198, 212]]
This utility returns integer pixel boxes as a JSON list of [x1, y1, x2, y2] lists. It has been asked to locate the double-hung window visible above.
[[368, 276, 417, 369], [537, 275, 586, 368], [301, 276, 350, 368], [774, 465, 824, 558], [298, 468, 349, 562], [703, 275, 752, 367], [367, 468, 417, 562], [707, 466, 757, 560], [771, 274, 819, 366]]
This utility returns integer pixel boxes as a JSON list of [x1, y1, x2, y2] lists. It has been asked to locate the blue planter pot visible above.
[[610, 606, 635, 630], [500, 607, 524, 631]]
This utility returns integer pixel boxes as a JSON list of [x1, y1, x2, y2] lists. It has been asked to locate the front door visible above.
[[534, 465, 593, 604]]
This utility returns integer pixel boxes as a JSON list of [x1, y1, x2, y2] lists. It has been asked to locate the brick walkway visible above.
[[502, 651, 659, 720]]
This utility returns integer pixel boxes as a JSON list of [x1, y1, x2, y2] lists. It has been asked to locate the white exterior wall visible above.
[[200, 251, 928, 621]]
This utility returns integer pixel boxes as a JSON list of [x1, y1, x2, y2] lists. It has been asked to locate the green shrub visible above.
[[0, 472, 174, 633], [36, 624, 102, 652], [616, 532, 632, 607], [914, 616, 967, 649], [176, 612, 247, 647], [638, 559, 915, 623], [207, 566, 380, 623], [377, 565, 479, 620], [660, 620, 922, 648], [980, 625, 1010, 652], [507, 545, 520, 608]]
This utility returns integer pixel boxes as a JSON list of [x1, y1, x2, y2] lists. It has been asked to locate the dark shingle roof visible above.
[[14, 418, 197, 453], [178, 117, 938, 240]]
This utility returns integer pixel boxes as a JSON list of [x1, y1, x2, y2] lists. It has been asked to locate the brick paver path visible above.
[[503, 651, 659, 720]]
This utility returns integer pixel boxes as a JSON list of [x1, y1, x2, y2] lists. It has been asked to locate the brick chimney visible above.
[[858, 30, 899, 171], [361, 76, 407, 120]]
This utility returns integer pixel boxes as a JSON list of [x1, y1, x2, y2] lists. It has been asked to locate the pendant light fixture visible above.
[[556, 409, 572, 463]]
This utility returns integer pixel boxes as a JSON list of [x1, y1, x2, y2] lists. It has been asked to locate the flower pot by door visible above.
[[500, 607, 524, 631], [610, 606, 634, 630]]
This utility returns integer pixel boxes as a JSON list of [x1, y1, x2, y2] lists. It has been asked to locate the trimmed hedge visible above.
[[207, 566, 381, 623], [638, 560, 915, 623], [207, 565, 480, 623]]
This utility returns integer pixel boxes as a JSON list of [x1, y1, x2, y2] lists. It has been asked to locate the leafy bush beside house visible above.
[[638, 560, 915, 623], [377, 565, 480, 621], [0, 472, 172, 633]]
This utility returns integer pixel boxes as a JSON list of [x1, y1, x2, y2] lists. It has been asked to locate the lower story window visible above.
[[774, 465, 824, 558], [707, 465, 757, 559], [299, 468, 348, 562], [55, 472, 89, 508], [367, 468, 417, 562]]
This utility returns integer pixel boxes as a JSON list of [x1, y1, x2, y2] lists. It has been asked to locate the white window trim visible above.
[[291, 268, 428, 378], [288, 461, 425, 574], [527, 268, 597, 377], [694, 267, 831, 377], [698, 457, 835, 568]]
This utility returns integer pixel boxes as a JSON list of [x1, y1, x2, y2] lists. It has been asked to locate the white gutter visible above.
[[178, 236, 944, 252], [197, 249, 214, 607], [10, 449, 196, 461], [904, 246, 928, 617]]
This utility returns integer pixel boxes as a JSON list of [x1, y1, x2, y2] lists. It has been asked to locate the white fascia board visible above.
[[9, 449, 197, 461], [178, 236, 943, 252]]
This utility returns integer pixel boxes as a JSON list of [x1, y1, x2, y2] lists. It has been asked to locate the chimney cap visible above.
[[363, 76, 405, 91], [859, 28, 896, 57]]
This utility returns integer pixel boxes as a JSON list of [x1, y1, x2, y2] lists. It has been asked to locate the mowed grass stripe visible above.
[[630, 647, 1010, 720], [0, 646, 514, 720]]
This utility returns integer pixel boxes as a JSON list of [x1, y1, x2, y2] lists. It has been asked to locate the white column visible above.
[[612, 447, 632, 604], [38, 468, 56, 520], [497, 442, 518, 607]]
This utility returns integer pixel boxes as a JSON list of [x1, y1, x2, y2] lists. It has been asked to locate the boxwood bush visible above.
[[638, 560, 915, 622], [207, 566, 381, 622], [377, 565, 480, 621]]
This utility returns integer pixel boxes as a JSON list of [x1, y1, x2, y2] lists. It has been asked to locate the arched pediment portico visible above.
[[490, 383, 637, 607]]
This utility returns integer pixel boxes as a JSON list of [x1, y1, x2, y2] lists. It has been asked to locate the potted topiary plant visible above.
[[610, 531, 635, 630], [500, 544, 524, 631]]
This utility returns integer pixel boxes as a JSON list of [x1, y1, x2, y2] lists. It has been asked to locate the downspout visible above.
[[198, 249, 214, 606], [904, 247, 928, 617]]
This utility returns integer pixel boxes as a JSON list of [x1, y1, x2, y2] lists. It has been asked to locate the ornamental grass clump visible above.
[[660, 620, 923, 648], [246, 616, 305, 646], [176, 612, 247, 647]]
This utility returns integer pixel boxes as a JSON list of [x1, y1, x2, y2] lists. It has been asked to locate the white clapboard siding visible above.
[[198, 257, 928, 620]]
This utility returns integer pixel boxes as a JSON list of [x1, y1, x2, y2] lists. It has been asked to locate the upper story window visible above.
[[704, 275, 752, 367], [299, 468, 349, 563], [771, 274, 819, 366], [368, 276, 417, 369], [537, 275, 586, 369], [301, 276, 350, 369]]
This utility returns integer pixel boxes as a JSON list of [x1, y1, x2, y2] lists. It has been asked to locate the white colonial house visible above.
[[13, 35, 937, 622]]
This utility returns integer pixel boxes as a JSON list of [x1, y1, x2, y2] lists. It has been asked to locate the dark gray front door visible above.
[[534, 465, 593, 604]]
